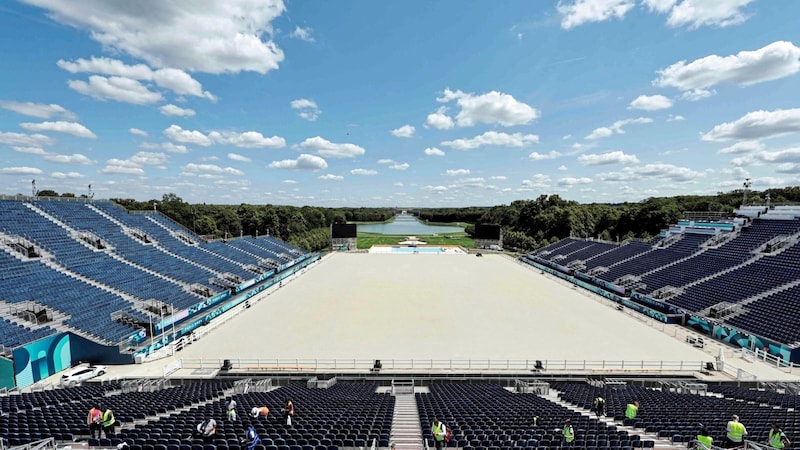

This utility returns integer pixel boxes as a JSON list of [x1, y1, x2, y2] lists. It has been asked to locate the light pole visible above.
[[742, 178, 752, 206]]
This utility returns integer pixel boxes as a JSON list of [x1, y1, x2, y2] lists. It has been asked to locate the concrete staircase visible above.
[[391, 393, 423, 450]]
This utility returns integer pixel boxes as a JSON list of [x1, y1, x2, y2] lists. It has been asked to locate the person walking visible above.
[[431, 419, 446, 450], [768, 423, 790, 449], [593, 396, 606, 417], [562, 419, 576, 448], [695, 427, 713, 450], [625, 400, 639, 425], [281, 399, 294, 426], [101, 407, 116, 439], [725, 415, 748, 448], [87, 404, 102, 439]]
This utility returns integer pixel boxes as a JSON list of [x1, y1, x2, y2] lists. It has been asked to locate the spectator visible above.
[[87, 404, 102, 439], [768, 422, 790, 449], [562, 419, 575, 448], [196, 418, 217, 445], [725, 415, 747, 448], [281, 399, 294, 426]]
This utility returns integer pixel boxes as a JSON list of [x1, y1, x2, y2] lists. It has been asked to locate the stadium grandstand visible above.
[[2, 197, 800, 450]]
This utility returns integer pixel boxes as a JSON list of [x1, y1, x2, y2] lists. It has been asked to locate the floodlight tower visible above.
[[742, 178, 752, 206], [31, 179, 37, 197]]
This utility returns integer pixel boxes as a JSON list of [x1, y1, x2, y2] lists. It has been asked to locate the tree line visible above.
[[29, 186, 800, 252]]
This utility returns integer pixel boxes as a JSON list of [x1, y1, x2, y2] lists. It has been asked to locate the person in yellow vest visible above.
[[768, 423, 790, 449], [695, 427, 713, 450], [101, 407, 116, 439], [87, 404, 102, 439], [431, 419, 446, 450], [562, 419, 575, 448], [725, 414, 747, 448], [625, 400, 639, 425]]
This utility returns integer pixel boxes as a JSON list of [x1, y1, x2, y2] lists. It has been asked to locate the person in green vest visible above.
[[101, 406, 116, 439], [695, 427, 713, 450], [562, 419, 575, 448], [625, 400, 639, 425], [431, 419, 446, 450], [768, 423, 790, 449], [725, 414, 747, 448]]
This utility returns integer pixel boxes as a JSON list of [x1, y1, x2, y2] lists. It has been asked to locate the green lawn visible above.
[[356, 232, 474, 249]]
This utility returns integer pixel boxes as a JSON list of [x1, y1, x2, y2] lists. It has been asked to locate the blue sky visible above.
[[1, 0, 799, 207]]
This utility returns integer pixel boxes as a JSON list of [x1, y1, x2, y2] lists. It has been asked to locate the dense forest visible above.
[[32, 186, 800, 252]]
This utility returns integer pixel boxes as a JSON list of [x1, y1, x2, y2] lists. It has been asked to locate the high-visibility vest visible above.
[[432, 423, 444, 442], [102, 410, 115, 427], [625, 404, 638, 419], [727, 421, 745, 441], [563, 425, 574, 443], [769, 429, 786, 449], [696, 434, 713, 449]]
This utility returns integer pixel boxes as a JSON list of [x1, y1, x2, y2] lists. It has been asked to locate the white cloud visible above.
[[208, 130, 286, 148], [377, 159, 394, 164], [599, 163, 704, 183], [26, 0, 286, 74], [68, 75, 163, 104], [664, 0, 756, 29], [667, 114, 685, 122], [164, 124, 212, 146], [0, 131, 55, 147], [227, 153, 251, 162], [318, 174, 343, 181], [289, 26, 315, 42], [296, 136, 365, 158], [445, 169, 471, 176], [522, 174, 552, 189], [20, 121, 97, 139], [642, 0, 677, 13], [282, 179, 297, 184], [42, 153, 95, 165], [558, 176, 593, 186], [423, 185, 448, 192], [718, 141, 765, 154], [441, 131, 539, 150], [0, 100, 76, 120], [268, 154, 328, 171], [0, 166, 43, 175], [578, 150, 640, 165], [99, 151, 169, 175], [702, 109, 800, 142], [436, 88, 539, 127], [160, 142, 188, 154], [393, 181, 404, 187], [562, 134, 573, 140], [776, 163, 800, 174], [585, 117, 653, 139], [290, 98, 321, 121], [528, 151, 561, 161], [351, 168, 378, 176], [183, 162, 244, 176], [151, 68, 216, 100], [51, 171, 85, 179], [391, 125, 415, 138], [424, 147, 445, 156], [680, 88, 715, 101], [129, 127, 148, 136], [424, 106, 455, 130], [655, 41, 800, 93], [389, 162, 409, 171], [753, 148, 800, 163], [557, 0, 636, 30], [159, 104, 196, 117], [11, 146, 46, 155], [629, 94, 673, 111], [490, 175, 507, 180], [558, 165, 569, 171]]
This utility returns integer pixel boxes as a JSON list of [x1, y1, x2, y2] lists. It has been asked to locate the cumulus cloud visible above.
[[43, 153, 96, 165], [268, 154, 328, 171], [318, 174, 343, 181], [522, 174, 552, 189], [227, 153, 251, 162], [585, 117, 653, 139], [436, 88, 539, 127], [599, 163, 704, 183], [490, 175, 507, 180], [753, 147, 800, 163], [182, 162, 244, 175], [20, 121, 97, 139], [424, 106, 455, 130], [702, 109, 800, 142], [51, 171, 85, 179], [445, 169, 470, 176], [26, 0, 286, 74], [391, 125, 415, 138], [0, 131, 55, 147], [0, 100, 77, 120], [208, 130, 285, 148], [667, 114, 685, 122], [164, 125, 212, 146], [423, 185, 448, 192], [629, 94, 673, 110], [528, 151, 561, 161], [100, 151, 169, 174], [68, 75, 163, 104], [160, 104, 196, 117], [578, 150, 639, 165], [441, 131, 539, 150], [557, 0, 635, 30], [129, 127, 148, 136], [558, 176, 593, 186], [655, 41, 800, 94], [424, 147, 445, 156], [290, 98, 321, 121], [389, 162, 409, 171], [718, 141, 765, 154], [351, 168, 378, 176], [296, 136, 365, 158], [289, 26, 315, 42], [0, 166, 43, 175]]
